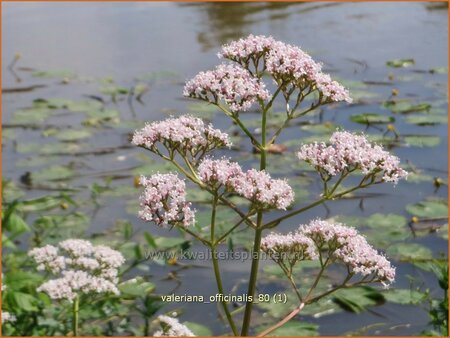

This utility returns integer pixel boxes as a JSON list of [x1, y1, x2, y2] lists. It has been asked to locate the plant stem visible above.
[[72, 296, 79, 336], [241, 103, 269, 336], [256, 303, 305, 337], [210, 194, 239, 336]]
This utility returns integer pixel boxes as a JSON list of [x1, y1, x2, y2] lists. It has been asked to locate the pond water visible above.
[[2, 2, 448, 336]]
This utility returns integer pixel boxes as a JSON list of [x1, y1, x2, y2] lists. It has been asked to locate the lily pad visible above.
[[404, 135, 440, 147], [350, 113, 395, 125], [386, 243, 433, 261], [386, 59, 415, 68], [32, 69, 75, 79], [12, 107, 54, 124], [31, 165, 75, 182], [54, 129, 92, 141], [383, 100, 431, 114], [332, 287, 383, 313], [264, 321, 319, 336], [406, 198, 448, 218], [405, 115, 447, 126], [382, 288, 427, 305]]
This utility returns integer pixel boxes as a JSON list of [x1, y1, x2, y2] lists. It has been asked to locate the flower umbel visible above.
[[139, 173, 195, 227], [183, 63, 270, 113], [153, 315, 195, 337], [298, 130, 408, 184], [132, 115, 231, 164], [29, 239, 125, 301]]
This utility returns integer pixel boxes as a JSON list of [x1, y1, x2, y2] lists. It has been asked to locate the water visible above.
[[2, 2, 448, 336]]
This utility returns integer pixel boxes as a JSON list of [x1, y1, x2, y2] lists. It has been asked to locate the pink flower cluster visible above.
[[139, 173, 195, 227], [261, 232, 318, 261], [218, 34, 352, 103], [28, 239, 125, 301], [298, 131, 408, 184], [198, 158, 294, 210], [218, 34, 276, 61], [153, 315, 195, 337], [183, 64, 270, 112], [301, 219, 396, 287], [262, 219, 395, 287], [132, 115, 231, 160]]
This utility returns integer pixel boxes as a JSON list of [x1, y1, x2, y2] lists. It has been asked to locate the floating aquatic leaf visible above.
[[184, 322, 213, 336], [430, 67, 448, 74], [300, 122, 340, 134], [2, 180, 25, 202], [332, 287, 383, 313], [365, 213, 407, 229], [382, 288, 427, 305], [350, 113, 395, 125], [265, 322, 319, 336], [406, 198, 448, 218], [386, 243, 433, 261], [386, 59, 415, 68], [405, 115, 447, 126], [31, 165, 75, 182], [404, 135, 440, 148], [16, 195, 69, 212], [12, 107, 54, 124], [54, 129, 92, 141], [32, 69, 75, 79], [383, 100, 431, 114], [119, 277, 155, 298]]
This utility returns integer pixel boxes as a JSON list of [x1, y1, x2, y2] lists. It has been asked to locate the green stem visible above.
[[210, 194, 239, 336], [241, 102, 269, 336], [72, 296, 79, 336]]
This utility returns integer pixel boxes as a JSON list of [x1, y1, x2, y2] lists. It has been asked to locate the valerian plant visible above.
[[132, 35, 408, 336]]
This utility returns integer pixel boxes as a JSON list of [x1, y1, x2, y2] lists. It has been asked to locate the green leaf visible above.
[[54, 129, 92, 141], [383, 100, 431, 114], [405, 115, 447, 126], [406, 198, 448, 218], [12, 292, 39, 311], [32, 69, 75, 79], [12, 107, 54, 124], [154, 237, 188, 249], [4, 213, 30, 237], [332, 287, 383, 313], [386, 59, 415, 68], [383, 288, 427, 304], [31, 165, 75, 182], [119, 278, 155, 297], [16, 195, 68, 212], [404, 135, 440, 148], [365, 213, 407, 229], [386, 243, 433, 261], [350, 113, 395, 125], [184, 322, 213, 336], [265, 321, 319, 336]]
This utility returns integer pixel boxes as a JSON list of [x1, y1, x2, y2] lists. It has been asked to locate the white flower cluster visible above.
[[1, 276, 16, 324], [29, 239, 125, 301], [153, 315, 195, 337]]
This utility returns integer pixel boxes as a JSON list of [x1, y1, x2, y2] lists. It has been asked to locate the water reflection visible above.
[[178, 2, 342, 51]]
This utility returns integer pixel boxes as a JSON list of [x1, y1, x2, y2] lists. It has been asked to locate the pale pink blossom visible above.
[[218, 34, 276, 61], [139, 174, 195, 227], [234, 169, 294, 210], [197, 158, 294, 210], [153, 315, 195, 337], [183, 63, 270, 112], [300, 219, 396, 287], [132, 115, 230, 161], [2, 312, 16, 324], [28, 245, 66, 273], [198, 157, 245, 191], [298, 130, 408, 184], [261, 232, 318, 261], [29, 240, 125, 301], [312, 72, 352, 103]]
